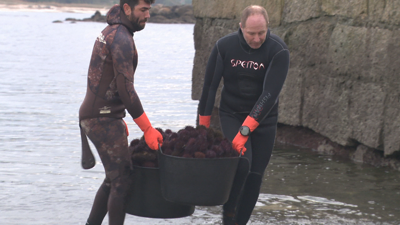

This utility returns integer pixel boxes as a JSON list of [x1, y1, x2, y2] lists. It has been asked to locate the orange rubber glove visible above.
[[133, 112, 163, 150], [199, 115, 211, 128], [123, 119, 129, 136], [232, 116, 259, 155]]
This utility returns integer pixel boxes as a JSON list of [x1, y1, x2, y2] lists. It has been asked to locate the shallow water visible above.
[[0, 9, 399, 225]]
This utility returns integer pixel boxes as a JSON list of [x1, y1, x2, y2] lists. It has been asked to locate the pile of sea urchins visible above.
[[129, 125, 239, 168]]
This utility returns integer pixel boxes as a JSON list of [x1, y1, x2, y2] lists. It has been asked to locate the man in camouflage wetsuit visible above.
[[79, 0, 162, 224]]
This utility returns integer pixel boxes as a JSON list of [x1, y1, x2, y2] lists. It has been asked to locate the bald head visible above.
[[240, 5, 269, 49], [240, 5, 269, 28]]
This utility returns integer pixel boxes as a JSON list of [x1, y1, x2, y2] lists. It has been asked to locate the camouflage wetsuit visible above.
[[198, 28, 290, 224], [79, 5, 144, 225]]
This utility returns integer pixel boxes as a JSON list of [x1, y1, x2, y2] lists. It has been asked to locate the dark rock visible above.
[[148, 4, 195, 24], [82, 10, 107, 22], [63, 10, 105, 23]]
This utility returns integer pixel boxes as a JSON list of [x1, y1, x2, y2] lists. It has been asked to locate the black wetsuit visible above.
[[198, 28, 289, 224]]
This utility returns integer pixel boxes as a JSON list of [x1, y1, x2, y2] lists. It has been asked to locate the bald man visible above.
[[198, 5, 290, 225]]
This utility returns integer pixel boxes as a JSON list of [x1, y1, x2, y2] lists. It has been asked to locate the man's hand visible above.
[[134, 112, 163, 150], [232, 131, 248, 155], [199, 115, 211, 128], [143, 126, 163, 150], [231, 115, 260, 155]]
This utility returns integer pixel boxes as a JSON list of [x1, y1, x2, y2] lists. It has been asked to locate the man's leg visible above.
[[235, 115, 277, 225], [81, 118, 132, 225], [86, 180, 111, 225], [107, 172, 132, 225], [219, 111, 251, 225]]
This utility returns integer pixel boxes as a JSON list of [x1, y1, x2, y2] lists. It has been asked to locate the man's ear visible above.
[[240, 22, 245, 32], [123, 3, 131, 16]]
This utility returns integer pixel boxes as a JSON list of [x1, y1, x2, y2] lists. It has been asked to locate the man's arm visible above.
[[198, 44, 224, 127], [249, 49, 290, 121], [111, 27, 144, 119], [110, 27, 162, 150]]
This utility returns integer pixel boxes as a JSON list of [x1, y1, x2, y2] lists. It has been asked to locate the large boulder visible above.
[[191, 0, 400, 159]]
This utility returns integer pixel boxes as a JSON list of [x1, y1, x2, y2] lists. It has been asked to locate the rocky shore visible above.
[[149, 4, 194, 24], [276, 124, 400, 171], [60, 4, 194, 24]]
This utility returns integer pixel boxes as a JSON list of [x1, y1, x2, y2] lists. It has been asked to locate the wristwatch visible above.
[[239, 126, 250, 136]]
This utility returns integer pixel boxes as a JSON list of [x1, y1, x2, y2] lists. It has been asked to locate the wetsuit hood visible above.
[[238, 28, 271, 53], [107, 4, 136, 34]]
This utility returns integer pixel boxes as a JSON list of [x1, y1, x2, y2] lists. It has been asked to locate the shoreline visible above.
[[0, 1, 195, 24], [0, 0, 111, 14], [275, 124, 400, 171]]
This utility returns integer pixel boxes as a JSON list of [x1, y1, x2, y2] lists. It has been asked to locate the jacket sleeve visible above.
[[198, 43, 224, 116], [249, 49, 290, 121], [110, 26, 144, 119]]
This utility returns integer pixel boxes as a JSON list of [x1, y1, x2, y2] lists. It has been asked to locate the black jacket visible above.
[[198, 28, 290, 122]]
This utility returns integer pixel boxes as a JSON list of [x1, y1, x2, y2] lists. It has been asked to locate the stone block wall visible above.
[[191, 0, 400, 156]]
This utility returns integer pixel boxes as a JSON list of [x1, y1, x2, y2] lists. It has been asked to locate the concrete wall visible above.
[[191, 0, 400, 156]]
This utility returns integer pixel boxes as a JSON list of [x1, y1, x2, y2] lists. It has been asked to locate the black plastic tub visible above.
[[158, 150, 241, 206], [125, 165, 195, 218]]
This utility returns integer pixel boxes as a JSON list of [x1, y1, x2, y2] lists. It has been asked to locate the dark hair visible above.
[[120, 0, 155, 9], [241, 5, 269, 28]]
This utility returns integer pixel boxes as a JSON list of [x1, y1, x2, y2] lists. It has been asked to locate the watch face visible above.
[[240, 126, 250, 136]]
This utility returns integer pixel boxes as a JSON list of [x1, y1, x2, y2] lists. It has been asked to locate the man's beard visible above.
[[129, 13, 146, 31]]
